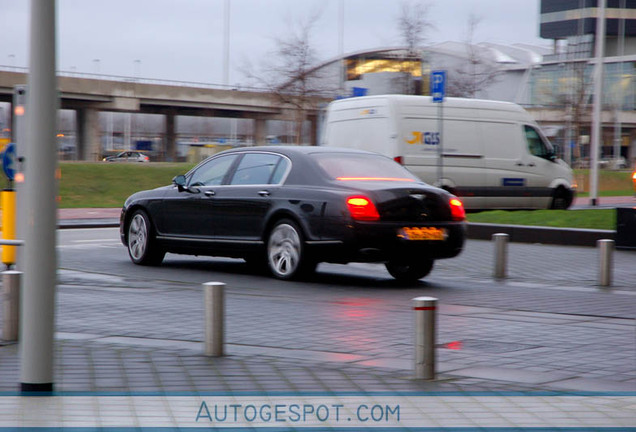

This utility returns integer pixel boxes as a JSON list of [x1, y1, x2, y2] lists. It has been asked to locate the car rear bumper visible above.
[[308, 221, 466, 264]]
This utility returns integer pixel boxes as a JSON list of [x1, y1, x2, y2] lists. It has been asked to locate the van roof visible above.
[[329, 95, 526, 113]]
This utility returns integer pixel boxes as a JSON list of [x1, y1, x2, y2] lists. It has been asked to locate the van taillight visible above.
[[449, 198, 465, 221], [347, 196, 380, 221], [394, 156, 403, 165]]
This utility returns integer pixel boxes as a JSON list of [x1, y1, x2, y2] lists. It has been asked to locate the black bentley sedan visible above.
[[120, 146, 466, 281]]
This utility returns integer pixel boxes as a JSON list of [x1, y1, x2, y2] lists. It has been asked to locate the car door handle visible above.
[[258, 190, 270, 197], [204, 190, 216, 197], [527, 163, 535, 167], [516, 162, 525, 166]]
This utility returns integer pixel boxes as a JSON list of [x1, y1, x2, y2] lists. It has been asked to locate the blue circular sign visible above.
[[2, 142, 16, 181]]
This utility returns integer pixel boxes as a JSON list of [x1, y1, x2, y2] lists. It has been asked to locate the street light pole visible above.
[[20, 0, 58, 393], [590, 0, 606, 206], [223, 0, 230, 86]]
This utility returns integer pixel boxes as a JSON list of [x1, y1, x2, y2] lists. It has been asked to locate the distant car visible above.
[[103, 151, 149, 163], [599, 157, 627, 169], [119, 146, 466, 281]]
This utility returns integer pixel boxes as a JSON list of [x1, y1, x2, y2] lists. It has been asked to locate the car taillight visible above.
[[449, 198, 465, 221], [346, 196, 380, 221], [394, 156, 403, 165]]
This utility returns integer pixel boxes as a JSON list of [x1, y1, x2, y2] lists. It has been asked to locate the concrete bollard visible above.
[[493, 233, 509, 279], [598, 239, 614, 287], [413, 296, 437, 380], [2, 270, 21, 342], [203, 282, 225, 357]]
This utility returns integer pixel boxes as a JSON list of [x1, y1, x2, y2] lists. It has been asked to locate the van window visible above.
[[524, 126, 553, 160]]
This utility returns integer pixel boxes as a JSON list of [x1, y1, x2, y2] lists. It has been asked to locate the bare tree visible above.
[[241, 10, 330, 145], [395, 0, 431, 94], [446, 14, 501, 98], [397, 0, 430, 54]]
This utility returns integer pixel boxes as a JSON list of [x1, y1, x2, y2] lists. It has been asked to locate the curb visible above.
[[58, 219, 120, 229], [466, 223, 615, 247]]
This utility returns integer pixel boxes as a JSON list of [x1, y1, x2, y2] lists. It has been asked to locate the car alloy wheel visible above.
[[267, 220, 313, 280], [127, 210, 164, 265]]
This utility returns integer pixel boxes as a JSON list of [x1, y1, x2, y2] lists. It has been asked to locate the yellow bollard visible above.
[[2, 189, 16, 266]]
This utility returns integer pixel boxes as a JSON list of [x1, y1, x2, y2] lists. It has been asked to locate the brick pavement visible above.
[[0, 213, 634, 429]]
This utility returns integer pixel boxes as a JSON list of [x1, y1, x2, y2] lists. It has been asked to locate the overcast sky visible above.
[[0, 0, 548, 86]]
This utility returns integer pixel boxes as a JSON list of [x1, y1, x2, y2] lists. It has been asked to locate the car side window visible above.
[[188, 154, 237, 186], [270, 158, 290, 184], [229, 153, 284, 185], [524, 125, 551, 159]]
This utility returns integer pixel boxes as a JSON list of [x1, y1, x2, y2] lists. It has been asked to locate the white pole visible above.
[[223, 0, 230, 86], [204, 282, 225, 357], [20, 0, 58, 393], [3, 271, 21, 342], [338, 0, 344, 92], [493, 233, 509, 279], [413, 296, 437, 380], [598, 239, 614, 287], [590, 0, 606, 206], [613, 0, 626, 168]]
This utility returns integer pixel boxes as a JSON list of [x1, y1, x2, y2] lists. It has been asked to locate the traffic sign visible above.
[[431, 70, 446, 103], [2, 142, 16, 181]]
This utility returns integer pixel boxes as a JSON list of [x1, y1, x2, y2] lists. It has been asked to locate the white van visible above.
[[320, 95, 575, 210]]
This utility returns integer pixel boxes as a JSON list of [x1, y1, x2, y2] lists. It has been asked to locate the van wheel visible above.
[[550, 187, 572, 210], [386, 259, 434, 282]]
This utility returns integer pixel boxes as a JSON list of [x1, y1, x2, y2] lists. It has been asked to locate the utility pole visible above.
[[590, 0, 606, 206], [20, 0, 58, 393]]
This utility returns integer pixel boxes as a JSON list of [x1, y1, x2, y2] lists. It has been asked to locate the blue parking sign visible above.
[[2, 142, 16, 181], [431, 70, 446, 103]]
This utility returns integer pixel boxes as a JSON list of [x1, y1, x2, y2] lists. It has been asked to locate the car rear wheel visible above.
[[385, 259, 434, 282], [267, 219, 315, 280], [127, 210, 165, 266]]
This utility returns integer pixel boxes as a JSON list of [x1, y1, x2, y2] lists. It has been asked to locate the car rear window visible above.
[[311, 152, 419, 182]]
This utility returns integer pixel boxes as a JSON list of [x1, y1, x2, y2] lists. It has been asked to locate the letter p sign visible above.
[[431, 71, 446, 103]]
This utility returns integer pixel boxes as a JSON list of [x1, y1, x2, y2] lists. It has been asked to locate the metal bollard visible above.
[[598, 239, 614, 287], [203, 282, 225, 357], [413, 296, 437, 380], [493, 233, 509, 279], [2, 270, 21, 341]]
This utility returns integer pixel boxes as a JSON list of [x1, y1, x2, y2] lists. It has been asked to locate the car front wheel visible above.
[[127, 210, 165, 266], [267, 219, 315, 280], [385, 259, 434, 282]]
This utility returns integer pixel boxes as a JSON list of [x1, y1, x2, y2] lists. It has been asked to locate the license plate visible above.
[[399, 227, 447, 241]]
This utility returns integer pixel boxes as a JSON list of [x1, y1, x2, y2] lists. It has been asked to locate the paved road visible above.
[[2, 228, 633, 393]]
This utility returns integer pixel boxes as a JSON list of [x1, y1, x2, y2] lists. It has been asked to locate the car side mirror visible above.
[[173, 175, 188, 192]]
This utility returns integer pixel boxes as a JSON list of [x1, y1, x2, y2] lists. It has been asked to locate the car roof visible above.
[[220, 145, 382, 157]]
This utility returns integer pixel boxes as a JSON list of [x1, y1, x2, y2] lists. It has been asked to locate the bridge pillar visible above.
[[254, 118, 266, 146], [165, 111, 177, 162], [76, 108, 100, 161]]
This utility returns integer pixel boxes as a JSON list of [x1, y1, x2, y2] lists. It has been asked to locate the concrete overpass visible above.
[[0, 69, 324, 161]]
